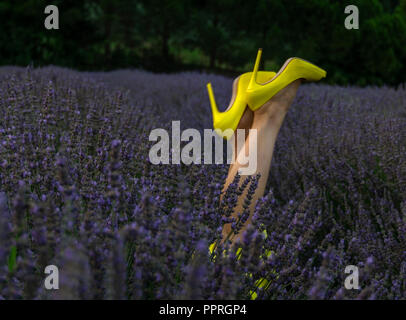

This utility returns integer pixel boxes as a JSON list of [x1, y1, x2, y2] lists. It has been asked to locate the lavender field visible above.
[[0, 66, 405, 300]]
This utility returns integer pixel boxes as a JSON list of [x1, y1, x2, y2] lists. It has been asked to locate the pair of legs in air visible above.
[[221, 80, 301, 244], [209, 50, 326, 245]]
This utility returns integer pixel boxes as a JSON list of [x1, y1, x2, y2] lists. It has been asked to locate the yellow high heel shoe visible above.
[[208, 229, 273, 300], [246, 48, 327, 111], [207, 71, 276, 140]]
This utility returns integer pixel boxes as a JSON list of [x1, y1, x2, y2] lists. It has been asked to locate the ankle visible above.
[[253, 102, 288, 126]]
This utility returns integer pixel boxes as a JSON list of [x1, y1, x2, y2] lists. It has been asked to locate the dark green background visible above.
[[1, 0, 405, 86]]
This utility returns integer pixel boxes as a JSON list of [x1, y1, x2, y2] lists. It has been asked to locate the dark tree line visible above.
[[0, 0, 405, 85]]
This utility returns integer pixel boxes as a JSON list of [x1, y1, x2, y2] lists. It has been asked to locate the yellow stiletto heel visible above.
[[247, 48, 327, 111], [208, 228, 273, 300], [207, 71, 276, 140]]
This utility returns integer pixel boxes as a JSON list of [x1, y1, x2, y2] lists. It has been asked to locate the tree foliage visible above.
[[0, 0, 405, 85]]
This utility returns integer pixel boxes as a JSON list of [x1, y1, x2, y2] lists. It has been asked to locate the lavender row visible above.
[[0, 66, 405, 299]]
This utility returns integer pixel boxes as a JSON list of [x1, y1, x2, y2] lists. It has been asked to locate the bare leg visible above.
[[221, 80, 302, 244]]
